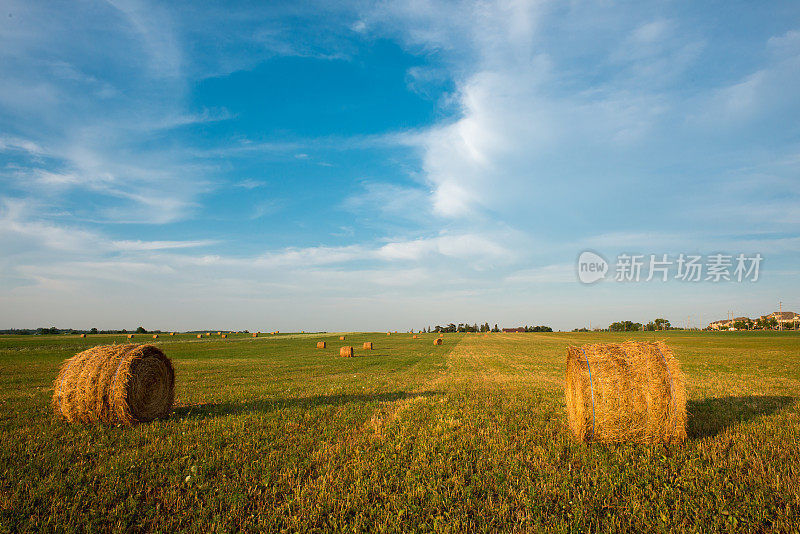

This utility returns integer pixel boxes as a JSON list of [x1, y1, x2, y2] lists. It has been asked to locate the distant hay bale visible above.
[[152, 335, 158, 339], [79, 334, 86, 338], [386, 332, 391, 336], [412, 335, 418, 339], [363, 342, 373, 350], [565, 341, 687, 444], [439, 334, 444, 338], [196, 334, 202, 339], [217, 331, 221, 335], [127, 334, 134, 339], [433, 338, 443, 346], [52, 344, 174, 425], [339, 336, 345, 340], [340, 346, 354, 357], [170, 332, 175, 336], [221, 334, 227, 339], [252, 333, 258, 338], [317, 341, 326, 348], [205, 333, 210, 337]]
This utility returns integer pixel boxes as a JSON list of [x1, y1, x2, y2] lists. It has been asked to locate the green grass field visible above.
[[1, 331, 798, 532]]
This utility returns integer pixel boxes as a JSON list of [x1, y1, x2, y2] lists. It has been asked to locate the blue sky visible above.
[[1, 0, 798, 331]]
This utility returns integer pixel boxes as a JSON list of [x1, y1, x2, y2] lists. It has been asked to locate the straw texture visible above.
[[317, 341, 326, 348], [564, 341, 686, 444], [363, 342, 373, 350], [340, 346, 354, 357], [52, 344, 175, 425], [433, 338, 443, 346]]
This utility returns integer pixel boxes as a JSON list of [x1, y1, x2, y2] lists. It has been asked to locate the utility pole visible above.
[[779, 301, 783, 331]]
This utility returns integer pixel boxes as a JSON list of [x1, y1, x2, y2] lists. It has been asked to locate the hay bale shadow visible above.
[[174, 390, 441, 420], [688, 395, 795, 438]]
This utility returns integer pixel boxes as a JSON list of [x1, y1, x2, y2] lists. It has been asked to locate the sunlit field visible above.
[[1, 331, 798, 532]]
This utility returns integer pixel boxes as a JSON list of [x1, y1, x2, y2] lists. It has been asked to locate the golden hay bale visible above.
[[340, 346, 354, 357], [439, 334, 444, 338], [252, 333, 258, 338], [127, 334, 134, 339], [363, 342, 373, 350], [339, 335, 345, 340], [196, 334, 202, 339], [205, 332, 210, 337], [221, 334, 227, 339], [170, 332, 175, 336], [52, 344, 174, 425], [152, 334, 158, 339], [79, 334, 86, 338], [433, 338, 443, 346], [565, 341, 687, 444], [386, 332, 391, 336], [412, 335, 418, 339], [317, 341, 326, 348]]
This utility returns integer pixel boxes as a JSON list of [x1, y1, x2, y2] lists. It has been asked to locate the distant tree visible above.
[[37, 327, 59, 335], [90, 327, 98, 334], [493, 324, 499, 332], [609, 321, 642, 332], [136, 326, 147, 334]]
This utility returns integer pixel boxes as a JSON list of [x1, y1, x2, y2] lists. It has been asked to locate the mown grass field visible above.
[[1, 331, 798, 532]]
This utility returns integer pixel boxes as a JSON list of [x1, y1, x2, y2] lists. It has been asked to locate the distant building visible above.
[[502, 327, 526, 333], [762, 311, 800, 329], [709, 316, 750, 330], [712, 311, 800, 330]]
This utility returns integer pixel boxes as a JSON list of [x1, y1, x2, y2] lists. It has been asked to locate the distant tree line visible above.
[[425, 323, 551, 333], [429, 323, 495, 333], [522, 325, 553, 332], [0, 326, 166, 335], [607, 318, 674, 332]]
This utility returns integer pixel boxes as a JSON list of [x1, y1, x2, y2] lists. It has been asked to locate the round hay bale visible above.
[[412, 335, 418, 339], [170, 332, 175, 336], [127, 334, 134, 339], [152, 334, 158, 339], [340, 346, 354, 357], [52, 344, 174, 425], [196, 334, 202, 339], [339, 336, 345, 340], [565, 341, 687, 444], [252, 333, 258, 338], [221, 334, 227, 339], [79, 334, 86, 338], [433, 338, 443, 346], [317, 341, 326, 348], [363, 342, 373, 350], [386, 332, 391, 336], [439, 333, 444, 338]]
